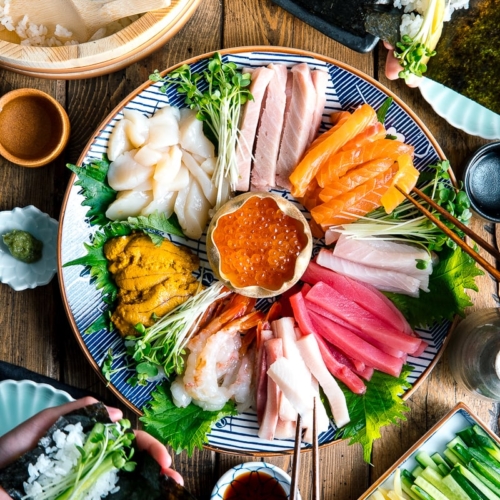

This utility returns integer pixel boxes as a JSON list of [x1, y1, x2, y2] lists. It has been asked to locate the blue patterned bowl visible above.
[[210, 461, 299, 499], [59, 46, 452, 455]]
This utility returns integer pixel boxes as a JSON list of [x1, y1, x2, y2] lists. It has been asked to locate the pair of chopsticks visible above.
[[290, 399, 320, 500], [396, 185, 500, 281]]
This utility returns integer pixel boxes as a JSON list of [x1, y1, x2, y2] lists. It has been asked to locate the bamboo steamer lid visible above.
[[0, 0, 201, 79]]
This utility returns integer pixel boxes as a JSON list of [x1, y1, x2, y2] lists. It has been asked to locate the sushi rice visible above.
[[23, 422, 120, 499]]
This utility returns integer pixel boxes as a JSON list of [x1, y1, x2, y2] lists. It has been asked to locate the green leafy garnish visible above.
[[386, 246, 483, 328], [150, 52, 253, 209], [335, 365, 413, 463], [67, 157, 117, 227], [141, 383, 237, 455], [394, 0, 445, 81], [377, 97, 393, 124]]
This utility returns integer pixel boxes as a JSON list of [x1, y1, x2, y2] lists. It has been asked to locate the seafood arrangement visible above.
[[61, 51, 481, 461]]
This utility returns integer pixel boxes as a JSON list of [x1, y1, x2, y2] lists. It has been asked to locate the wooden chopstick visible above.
[[312, 399, 320, 500], [413, 186, 500, 261], [395, 186, 500, 281], [290, 413, 302, 500]]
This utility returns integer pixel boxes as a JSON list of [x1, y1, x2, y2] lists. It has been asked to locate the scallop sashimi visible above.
[[107, 150, 154, 191]]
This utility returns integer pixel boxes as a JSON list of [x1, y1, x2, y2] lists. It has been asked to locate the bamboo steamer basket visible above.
[[0, 0, 201, 79]]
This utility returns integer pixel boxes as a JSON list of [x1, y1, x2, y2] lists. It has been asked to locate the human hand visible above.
[[0, 396, 182, 499], [383, 41, 422, 88]]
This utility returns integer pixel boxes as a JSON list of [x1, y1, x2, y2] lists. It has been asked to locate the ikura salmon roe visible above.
[[212, 196, 308, 290]]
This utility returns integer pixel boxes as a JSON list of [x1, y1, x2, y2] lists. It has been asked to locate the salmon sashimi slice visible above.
[[381, 153, 420, 214], [339, 121, 386, 152], [312, 164, 398, 226], [289, 104, 377, 198], [316, 138, 414, 187], [318, 158, 395, 202], [307, 111, 351, 153], [298, 177, 322, 211]]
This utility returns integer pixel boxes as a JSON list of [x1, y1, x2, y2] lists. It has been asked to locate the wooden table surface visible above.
[[0, 1, 498, 498]]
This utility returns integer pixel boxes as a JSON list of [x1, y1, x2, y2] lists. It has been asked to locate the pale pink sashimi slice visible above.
[[305, 281, 421, 354], [255, 329, 274, 425], [313, 333, 366, 395], [235, 67, 274, 191], [251, 64, 288, 190], [301, 261, 414, 336], [308, 69, 329, 146], [316, 250, 421, 297], [297, 334, 350, 427], [276, 63, 317, 190], [258, 338, 283, 440], [310, 311, 404, 378]]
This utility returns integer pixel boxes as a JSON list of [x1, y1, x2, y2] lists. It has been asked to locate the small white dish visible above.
[[0, 379, 73, 437], [419, 78, 500, 140], [0, 205, 58, 291], [210, 461, 300, 499]]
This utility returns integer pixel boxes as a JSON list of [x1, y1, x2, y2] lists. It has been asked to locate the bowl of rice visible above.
[[0, 0, 202, 79]]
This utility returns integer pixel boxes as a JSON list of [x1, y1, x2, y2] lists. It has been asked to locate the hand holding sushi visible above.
[[0, 397, 184, 500]]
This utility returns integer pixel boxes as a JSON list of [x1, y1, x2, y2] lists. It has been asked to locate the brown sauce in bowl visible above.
[[0, 95, 62, 160], [223, 471, 288, 499]]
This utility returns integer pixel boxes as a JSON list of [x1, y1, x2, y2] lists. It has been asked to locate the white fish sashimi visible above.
[[123, 109, 150, 148], [200, 157, 216, 175], [174, 182, 189, 235], [317, 250, 421, 297], [297, 334, 350, 429], [181, 150, 217, 206], [107, 118, 133, 161], [105, 190, 153, 220], [148, 105, 180, 150], [183, 179, 211, 240], [179, 109, 215, 159], [132, 178, 153, 192], [153, 145, 183, 199], [334, 234, 433, 276], [134, 144, 164, 168], [170, 164, 190, 192], [141, 191, 177, 218], [107, 150, 154, 191]]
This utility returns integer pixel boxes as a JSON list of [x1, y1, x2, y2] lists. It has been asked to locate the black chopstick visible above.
[[395, 185, 500, 281], [290, 414, 302, 500]]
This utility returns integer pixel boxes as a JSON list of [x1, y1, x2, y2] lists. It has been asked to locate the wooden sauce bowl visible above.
[[0, 88, 70, 167]]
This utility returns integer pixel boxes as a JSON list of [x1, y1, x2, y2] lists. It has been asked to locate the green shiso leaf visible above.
[[386, 246, 483, 329], [335, 365, 413, 463], [67, 157, 116, 227], [377, 97, 393, 124], [141, 383, 238, 456]]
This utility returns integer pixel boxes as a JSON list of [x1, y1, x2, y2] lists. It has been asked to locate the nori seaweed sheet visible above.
[[425, 0, 500, 115], [364, 5, 403, 46], [0, 403, 197, 500], [290, 0, 377, 37]]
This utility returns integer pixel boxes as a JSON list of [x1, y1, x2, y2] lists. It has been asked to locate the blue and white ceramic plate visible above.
[[59, 47, 451, 455], [360, 403, 498, 498], [0, 380, 73, 437]]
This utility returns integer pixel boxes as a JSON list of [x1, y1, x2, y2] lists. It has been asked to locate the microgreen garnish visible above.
[[125, 282, 229, 382], [150, 52, 253, 209]]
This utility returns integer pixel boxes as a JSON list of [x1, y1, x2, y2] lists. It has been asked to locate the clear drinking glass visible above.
[[447, 308, 500, 402]]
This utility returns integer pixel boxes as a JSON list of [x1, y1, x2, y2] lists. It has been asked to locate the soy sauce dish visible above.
[[210, 462, 299, 500], [463, 142, 500, 223]]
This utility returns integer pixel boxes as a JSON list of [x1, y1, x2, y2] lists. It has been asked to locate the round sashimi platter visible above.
[[59, 47, 454, 456]]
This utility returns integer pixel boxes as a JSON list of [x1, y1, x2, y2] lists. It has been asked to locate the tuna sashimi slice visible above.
[[316, 251, 421, 297], [290, 103, 377, 198], [333, 235, 433, 276], [313, 333, 366, 395], [316, 138, 413, 187], [276, 63, 317, 190], [309, 310, 404, 378], [297, 334, 350, 427], [258, 338, 283, 440], [319, 158, 395, 202], [308, 69, 329, 146], [304, 297, 404, 359], [305, 281, 421, 353], [251, 64, 288, 190], [301, 261, 414, 336], [235, 67, 274, 191], [289, 291, 316, 336]]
